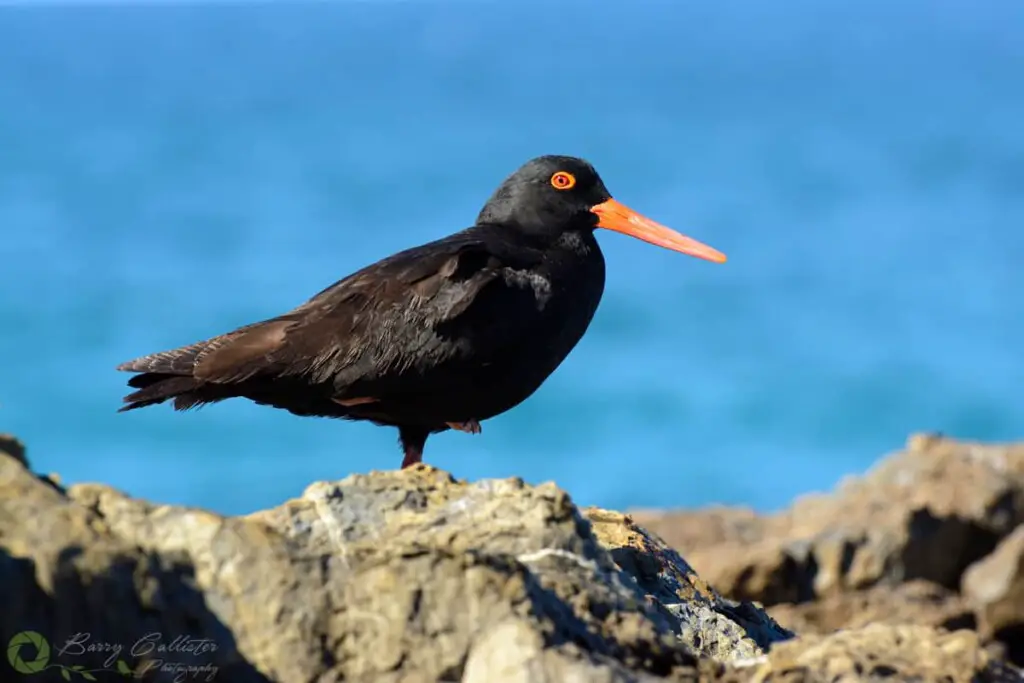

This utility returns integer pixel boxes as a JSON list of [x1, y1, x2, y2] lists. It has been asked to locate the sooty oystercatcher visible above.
[[117, 155, 726, 468]]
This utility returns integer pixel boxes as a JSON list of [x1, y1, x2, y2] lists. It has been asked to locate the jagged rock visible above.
[[582, 509, 791, 661], [626, 506, 766, 554], [2, 435, 1017, 683], [0, 449, 786, 683], [738, 625, 1003, 683], [633, 434, 1024, 605], [963, 524, 1024, 664], [0, 432, 27, 468], [767, 580, 976, 635]]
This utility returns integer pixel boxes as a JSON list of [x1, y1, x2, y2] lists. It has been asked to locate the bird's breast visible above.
[[502, 268, 554, 311], [516, 238, 607, 359]]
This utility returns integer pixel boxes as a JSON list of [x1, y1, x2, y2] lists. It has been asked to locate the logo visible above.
[[6, 630, 219, 681], [7, 632, 52, 675]]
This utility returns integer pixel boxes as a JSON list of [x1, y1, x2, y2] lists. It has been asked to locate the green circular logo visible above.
[[7, 631, 50, 674]]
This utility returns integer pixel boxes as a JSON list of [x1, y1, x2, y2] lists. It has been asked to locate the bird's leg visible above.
[[446, 420, 482, 434], [398, 425, 430, 468]]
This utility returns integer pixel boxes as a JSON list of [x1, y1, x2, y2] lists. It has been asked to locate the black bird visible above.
[[117, 155, 726, 468]]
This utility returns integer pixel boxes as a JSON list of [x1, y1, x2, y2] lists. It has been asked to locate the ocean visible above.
[[1, 0, 1022, 516]]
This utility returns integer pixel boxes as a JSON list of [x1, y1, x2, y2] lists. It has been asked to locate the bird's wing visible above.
[[160, 230, 549, 394]]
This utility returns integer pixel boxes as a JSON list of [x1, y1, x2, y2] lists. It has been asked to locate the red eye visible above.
[[550, 171, 576, 190]]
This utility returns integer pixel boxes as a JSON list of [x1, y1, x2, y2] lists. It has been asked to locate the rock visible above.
[[0, 432, 28, 468], [741, 624, 1004, 683], [963, 524, 1024, 664], [1, 448, 788, 683], [705, 626, 1011, 683], [582, 509, 792, 661], [767, 580, 976, 635], [626, 506, 767, 554], [633, 434, 1024, 605], [2, 435, 1019, 683]]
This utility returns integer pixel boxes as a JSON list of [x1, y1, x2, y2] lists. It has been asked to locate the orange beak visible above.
[[591, 198, 727, 263]]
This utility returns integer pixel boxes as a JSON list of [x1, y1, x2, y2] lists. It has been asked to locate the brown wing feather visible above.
[[255, 240, 512, 388], [116, 229, 543, 413], [192, 320, 292, 383]]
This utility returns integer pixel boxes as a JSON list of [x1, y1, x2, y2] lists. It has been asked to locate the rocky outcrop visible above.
[[963, 524, 1024, 663], [0, 433, 1018, 682], [765, 580, 976, 635], [2, 436, 774, 683], [634, 433, 1024, 670], [0, 433, 27, 468]]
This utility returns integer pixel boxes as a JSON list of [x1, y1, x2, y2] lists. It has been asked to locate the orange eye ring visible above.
[[550, 171, 576, 190]]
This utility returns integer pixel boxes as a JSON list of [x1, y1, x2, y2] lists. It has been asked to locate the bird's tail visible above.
[[116, 340, 221, 412]]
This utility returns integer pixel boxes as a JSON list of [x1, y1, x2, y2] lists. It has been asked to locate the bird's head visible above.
[[477, 155, 726, 263]]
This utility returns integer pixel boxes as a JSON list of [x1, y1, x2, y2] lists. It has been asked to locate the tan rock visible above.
[[767, 580, 976, 635], [748, 625, 995, 683], [584, 509, 792, 661], [3, 436, 1019, 683], [963, 523, 1024, 661], [628, 507, 768, 554], [1, 451, 781, 682], [634, 434, 1024, 604], [704, 626, 1014, 683]]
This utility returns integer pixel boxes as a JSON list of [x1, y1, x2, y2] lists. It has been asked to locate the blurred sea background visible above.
[[1, 0, 1022, 516]]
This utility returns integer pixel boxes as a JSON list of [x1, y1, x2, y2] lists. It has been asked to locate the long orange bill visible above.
[[591, 198, 727, 263]]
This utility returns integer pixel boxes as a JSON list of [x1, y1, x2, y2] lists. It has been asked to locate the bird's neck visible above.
[[554, 229, 600, 256], [484, 215, 599, 252]]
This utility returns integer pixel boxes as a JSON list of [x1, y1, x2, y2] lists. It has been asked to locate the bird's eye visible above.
[[550, 171, 576, 190]]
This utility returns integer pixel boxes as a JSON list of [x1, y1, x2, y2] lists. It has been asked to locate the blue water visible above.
[[1, 0, 1022, 516]]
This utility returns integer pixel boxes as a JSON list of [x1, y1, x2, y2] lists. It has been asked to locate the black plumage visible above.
[[117, 155, 726, 467]]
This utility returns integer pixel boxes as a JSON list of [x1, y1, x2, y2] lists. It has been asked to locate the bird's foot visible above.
[[446, 420, 482, 434]]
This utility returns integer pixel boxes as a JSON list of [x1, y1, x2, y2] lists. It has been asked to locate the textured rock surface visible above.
[[2, 434, 1020, 683], [744, 625, 997, 682], [963, 524, 1024, 663], [0, 432, 28, 469], [1, 447, 787, 683], [635, 434, 1024, 603], [634, 434, 1024, 670], [767, 580, 976, 635]]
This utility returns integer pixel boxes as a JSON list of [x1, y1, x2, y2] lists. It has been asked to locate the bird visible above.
[[116, 155, 726, 468]]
